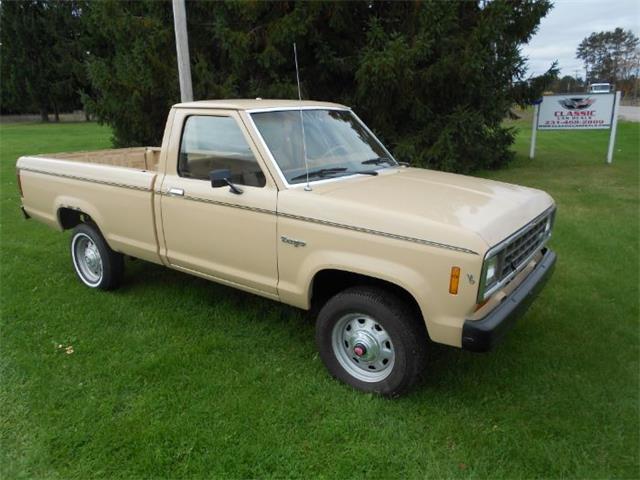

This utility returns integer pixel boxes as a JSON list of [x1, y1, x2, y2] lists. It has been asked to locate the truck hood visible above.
[[278, 167, 554, 253]]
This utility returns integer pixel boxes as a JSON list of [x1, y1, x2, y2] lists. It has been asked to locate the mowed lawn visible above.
[[1, 119, 638, 479]]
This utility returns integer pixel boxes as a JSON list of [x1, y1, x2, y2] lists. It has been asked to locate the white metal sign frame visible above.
[[529, 91, 621, 164]]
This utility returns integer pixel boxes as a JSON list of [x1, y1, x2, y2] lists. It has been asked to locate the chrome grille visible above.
[[499, 214, 550, 279], [477, 207, 555, 302]]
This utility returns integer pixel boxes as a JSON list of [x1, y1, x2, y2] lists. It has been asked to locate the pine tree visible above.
[[82, 0, 555, 172], [0, 0, 87, 120], [82, 0, 179, 145]]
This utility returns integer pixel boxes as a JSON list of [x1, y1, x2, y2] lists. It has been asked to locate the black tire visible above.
[[70, 223, 124, 290], [316, 286, 427, 396]]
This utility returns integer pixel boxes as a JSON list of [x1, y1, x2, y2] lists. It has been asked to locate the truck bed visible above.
[[42, 147, 161, 171], [17, 147, 162, 265]]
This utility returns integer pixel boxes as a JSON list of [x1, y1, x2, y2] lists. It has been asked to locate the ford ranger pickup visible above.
[[16, 99, 556, 395]]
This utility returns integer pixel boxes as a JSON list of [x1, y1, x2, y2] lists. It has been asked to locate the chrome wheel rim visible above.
[[72, 233, 103, 286], [331, 313, 395, 382]]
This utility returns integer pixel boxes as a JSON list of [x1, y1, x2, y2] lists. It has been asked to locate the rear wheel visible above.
[[70, 223, 123, 290], [316, 286, 427, 396]]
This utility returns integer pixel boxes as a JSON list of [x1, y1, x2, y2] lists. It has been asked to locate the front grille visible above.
[[499, 213, 550, 279]]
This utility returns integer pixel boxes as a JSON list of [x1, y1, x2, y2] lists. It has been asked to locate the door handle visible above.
[[167, 187, 184, 197]]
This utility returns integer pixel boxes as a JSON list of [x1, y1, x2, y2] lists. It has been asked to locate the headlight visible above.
[[544, 209, 556, 237], [478, 251, 504, 302], [484, 255, 499, 287]]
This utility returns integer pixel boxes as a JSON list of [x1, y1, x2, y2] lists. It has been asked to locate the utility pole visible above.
[[172, 0, 193, 103], [585, 66, 589, 90]]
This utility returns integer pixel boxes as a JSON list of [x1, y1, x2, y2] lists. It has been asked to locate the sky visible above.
[[521, 0, 640, 79]]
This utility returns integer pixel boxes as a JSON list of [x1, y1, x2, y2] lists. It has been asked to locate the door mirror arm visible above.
[[209, 169, 243, 195], [224, 179, 243, 195]]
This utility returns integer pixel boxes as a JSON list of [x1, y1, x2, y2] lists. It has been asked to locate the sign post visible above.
[[529, 102, 540, 159], [530, 91, 620, 164], [606, 91, 622, 164]]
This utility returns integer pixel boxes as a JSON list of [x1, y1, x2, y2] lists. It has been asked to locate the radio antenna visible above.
[[293, 42, 311, 191]]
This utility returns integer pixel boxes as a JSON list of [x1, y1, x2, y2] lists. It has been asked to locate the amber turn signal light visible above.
[[449, 266, 460, 295]]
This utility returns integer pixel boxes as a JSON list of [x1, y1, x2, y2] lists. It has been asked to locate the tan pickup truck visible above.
[[17, 99, 556, 395]]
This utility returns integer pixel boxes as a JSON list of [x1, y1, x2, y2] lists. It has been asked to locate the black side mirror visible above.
[[209, 169, 230, 188], [209, 169, 243, 194]]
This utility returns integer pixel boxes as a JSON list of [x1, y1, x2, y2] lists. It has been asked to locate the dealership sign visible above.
[[537, 93, 615, 130], [530, 91, 621, 163]]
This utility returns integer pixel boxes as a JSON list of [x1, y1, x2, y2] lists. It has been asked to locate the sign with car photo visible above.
[[530, 91, 621, 163], [537, 93, 616, 130]]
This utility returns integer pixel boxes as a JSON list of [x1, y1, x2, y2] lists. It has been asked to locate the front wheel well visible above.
[[310, 269, 425, 331]]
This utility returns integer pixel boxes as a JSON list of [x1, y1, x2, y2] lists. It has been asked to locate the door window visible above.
[[178, 115, 266, 187]]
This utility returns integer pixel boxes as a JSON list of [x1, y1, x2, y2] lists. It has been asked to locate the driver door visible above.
[[159, 109, 279, 297]]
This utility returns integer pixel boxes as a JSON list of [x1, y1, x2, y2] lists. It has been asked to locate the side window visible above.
[[178, 115, 266, 187]]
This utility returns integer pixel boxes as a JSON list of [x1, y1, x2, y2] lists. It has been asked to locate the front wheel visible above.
[[316, 286, 427, 396], [70, 223, 123, 290]]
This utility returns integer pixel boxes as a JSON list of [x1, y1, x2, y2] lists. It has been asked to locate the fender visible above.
[[279, 248, 434, 333], [54, 195, 106, 234]]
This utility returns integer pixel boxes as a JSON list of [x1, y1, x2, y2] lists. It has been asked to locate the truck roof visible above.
[[173, 99, 349, 111]]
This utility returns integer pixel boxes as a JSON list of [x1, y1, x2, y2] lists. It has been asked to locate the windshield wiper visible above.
[[290, 168, 347, 181], [291, 167, 380, 182], [361, 156, 395, 166]]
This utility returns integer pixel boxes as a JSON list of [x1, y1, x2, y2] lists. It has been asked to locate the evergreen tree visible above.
[[83, 0, 554, 172], [0, 0, 86, 120], [351, 1, 556, 171], [82, 0, 179, 146]]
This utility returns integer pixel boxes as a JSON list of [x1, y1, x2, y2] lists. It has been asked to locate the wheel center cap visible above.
[[85, 247, 99, 270], [353, 344, 366, 357]]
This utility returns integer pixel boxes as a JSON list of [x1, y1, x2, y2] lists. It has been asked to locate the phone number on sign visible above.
[[542, 119, 607, 127]]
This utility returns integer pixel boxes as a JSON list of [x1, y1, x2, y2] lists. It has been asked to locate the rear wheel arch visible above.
[[57, 207, 106, 237], [57, 207, 119, 253], [58, 207, 87, 230], [55, 197, 105, 232]]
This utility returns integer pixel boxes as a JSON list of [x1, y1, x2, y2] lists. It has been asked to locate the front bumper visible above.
[[461, 248, 556, 352]]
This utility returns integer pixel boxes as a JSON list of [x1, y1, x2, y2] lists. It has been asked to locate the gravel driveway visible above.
[[619, 106, 640, 122]]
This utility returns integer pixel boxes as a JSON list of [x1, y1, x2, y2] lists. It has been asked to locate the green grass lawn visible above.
[[1, 120, 638, 479]]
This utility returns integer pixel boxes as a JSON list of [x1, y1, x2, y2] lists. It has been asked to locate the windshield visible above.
[[591, 85, 609, 92], [250, 109, 396, 185]]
